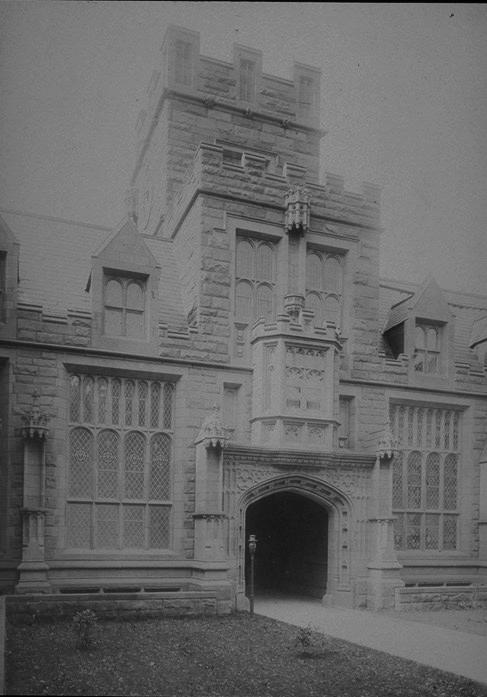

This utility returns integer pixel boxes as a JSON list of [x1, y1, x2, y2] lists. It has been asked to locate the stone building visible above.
[[1, 25, 487, 612]]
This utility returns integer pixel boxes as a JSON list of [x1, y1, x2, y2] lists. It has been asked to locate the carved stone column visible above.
[[367, 424, 404, 610], [193, 407, 230, 562], [16, 391, 52, 594]]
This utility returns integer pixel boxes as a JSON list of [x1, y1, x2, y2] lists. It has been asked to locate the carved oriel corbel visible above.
[[20, 390, 49, 440], [376, 422, 397, 461], [194, 405, 231, 449], [284, 185, 311, 236]]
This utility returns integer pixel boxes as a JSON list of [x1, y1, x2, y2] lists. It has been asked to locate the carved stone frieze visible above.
[[234, 466, 278, 493]]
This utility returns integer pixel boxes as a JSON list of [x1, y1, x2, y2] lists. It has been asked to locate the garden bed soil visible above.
[[6, 613, 487, 697]]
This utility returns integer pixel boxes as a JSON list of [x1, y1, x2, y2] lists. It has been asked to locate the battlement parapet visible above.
[[134, 25, 324, 178], [168, 142, 380, 235], [251, 312, 342, 348]]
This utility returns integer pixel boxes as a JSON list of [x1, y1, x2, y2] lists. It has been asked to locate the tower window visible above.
[[235, 236, 276, 323], [298, 75, 316, 113], [305, 248, 344, 328], [175, 39, 193, 86], [239, 59, 256, 102]]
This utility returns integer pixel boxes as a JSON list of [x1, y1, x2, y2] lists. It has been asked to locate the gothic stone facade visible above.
[[1, 25, 487, 612]]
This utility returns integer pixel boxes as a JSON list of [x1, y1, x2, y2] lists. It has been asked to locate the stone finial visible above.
[[284, 186, 311, 236], [376, 422, 397, 460], [194, 405, 230, 449], [21, 391, 49, 440]]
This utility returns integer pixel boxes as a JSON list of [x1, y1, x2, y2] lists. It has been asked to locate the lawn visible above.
[[5, 612, 487, 697]]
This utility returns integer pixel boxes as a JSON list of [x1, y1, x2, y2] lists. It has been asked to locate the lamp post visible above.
[[248, 534, 257, 615]]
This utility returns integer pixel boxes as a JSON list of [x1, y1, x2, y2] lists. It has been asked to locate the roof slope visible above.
[[380, 278, 487, 369], [0, 209, 186, 329]]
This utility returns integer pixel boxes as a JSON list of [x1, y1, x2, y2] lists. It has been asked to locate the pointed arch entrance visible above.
[[246, 491, 328, 597], [238, 474, 352, 603]]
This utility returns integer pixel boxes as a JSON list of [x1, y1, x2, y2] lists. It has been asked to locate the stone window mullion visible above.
[[67, 374, 174, 552], [391, 403, 460, 552]]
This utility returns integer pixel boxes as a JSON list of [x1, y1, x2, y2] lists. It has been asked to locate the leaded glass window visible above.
[[66, 374, 174, 551], [305, 248, 344, 328], [390, 403, 461, 552]]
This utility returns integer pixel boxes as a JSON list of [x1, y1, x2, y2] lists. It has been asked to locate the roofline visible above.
[[380, 277, 487, 304], [0, 208, 111, 233]]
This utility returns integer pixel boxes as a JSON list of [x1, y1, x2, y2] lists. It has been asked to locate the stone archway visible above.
[[237, 474, 352, 605], [245, 491, 328, 597]]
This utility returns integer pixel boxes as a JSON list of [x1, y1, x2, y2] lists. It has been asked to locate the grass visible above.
[[5, 612, 487, 697]]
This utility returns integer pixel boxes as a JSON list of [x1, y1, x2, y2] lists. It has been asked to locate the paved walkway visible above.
[[255, 596, 487, 686]]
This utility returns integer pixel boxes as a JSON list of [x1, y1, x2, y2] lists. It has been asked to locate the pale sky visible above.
[[0, 2, 486, 295]]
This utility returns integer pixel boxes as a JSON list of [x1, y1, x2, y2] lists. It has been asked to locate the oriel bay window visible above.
[[66, 374, 174, 551], [390, 403, 460, 552]]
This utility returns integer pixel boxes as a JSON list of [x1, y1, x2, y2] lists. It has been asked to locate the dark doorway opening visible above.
[[245, 491, 328, 599]]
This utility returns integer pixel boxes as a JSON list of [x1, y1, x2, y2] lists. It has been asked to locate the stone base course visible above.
[[396, 584, 487, 610], [5, 590, 231, 624]]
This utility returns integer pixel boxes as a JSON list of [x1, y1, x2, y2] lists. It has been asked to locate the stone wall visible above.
[[5, 590, 230, 623], [396, 584, 487, 610]]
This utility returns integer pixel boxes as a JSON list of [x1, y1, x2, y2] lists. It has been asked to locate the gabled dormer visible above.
[[470, 315, 487, 370], [0, 215, 19, 337], [89, 218, 161, 354], [383, 277, 454, 382]]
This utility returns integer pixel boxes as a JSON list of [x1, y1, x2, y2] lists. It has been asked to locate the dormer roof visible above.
[[383, 276, 452, 332], [0, 209, 186, 330]]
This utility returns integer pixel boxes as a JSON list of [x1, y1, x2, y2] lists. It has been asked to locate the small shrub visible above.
[[72, 609, 98, 650], [293, 624, 327, 658]]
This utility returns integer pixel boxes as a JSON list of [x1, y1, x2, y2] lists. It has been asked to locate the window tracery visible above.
[[390, 403, 460, 552], [235, 237, 277, 324], [66, 374, 174, 551], [305, 249, 344, 327]]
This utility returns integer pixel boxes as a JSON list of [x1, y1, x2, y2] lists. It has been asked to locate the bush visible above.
[[72, 609, 98, 650]]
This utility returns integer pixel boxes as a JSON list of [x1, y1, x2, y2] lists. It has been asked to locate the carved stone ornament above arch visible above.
[[239, 472, 352, 511]]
